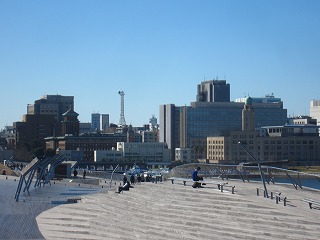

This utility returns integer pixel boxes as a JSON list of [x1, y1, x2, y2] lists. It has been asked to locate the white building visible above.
[[310, 100, 320, 126], [175, 148, 191, 163], [94, 142, 171, 167]]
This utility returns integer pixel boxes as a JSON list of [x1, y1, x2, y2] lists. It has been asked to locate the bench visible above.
[[168, 177, 234, 193], [301, 198, 320, 209]]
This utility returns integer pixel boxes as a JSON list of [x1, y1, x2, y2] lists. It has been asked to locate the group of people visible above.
[[73, 169, 87, 179]]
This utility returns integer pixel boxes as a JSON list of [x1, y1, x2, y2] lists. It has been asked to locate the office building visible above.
[[91, 113, 109, 131], [94, 142, 171, 167], [196, 80, 230, 102], [160, 80, 287, 162], [27, 95, 74, 122], [207, 99, 320, 166], [310, 100, 320, 126]]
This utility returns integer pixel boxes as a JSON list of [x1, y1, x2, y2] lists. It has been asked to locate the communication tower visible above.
[[118, 91, 126, 126]]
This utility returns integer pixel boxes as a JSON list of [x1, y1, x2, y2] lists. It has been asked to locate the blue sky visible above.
[[1, 0, 320, 128]]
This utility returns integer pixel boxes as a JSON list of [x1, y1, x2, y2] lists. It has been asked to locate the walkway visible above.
[[0, 175, 103, 240], [37, 179, 320, 240]]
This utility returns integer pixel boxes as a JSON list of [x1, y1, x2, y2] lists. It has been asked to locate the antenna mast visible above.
[[118, 91, 126, 126]]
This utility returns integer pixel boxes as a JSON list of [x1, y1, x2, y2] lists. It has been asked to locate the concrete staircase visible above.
[[37, 181, 320, 240]]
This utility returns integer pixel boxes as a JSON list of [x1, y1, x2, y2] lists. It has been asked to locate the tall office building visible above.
[[27, 95, 74, 122], [100, 114, 109, 130], [91, 113, 109, 131], [196, 80, 230, 102], [310, 100, 320, 126], [159, 104, 180, 159], [160, 80, 287, 162]]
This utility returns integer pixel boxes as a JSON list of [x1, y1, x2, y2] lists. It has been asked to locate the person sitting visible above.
[[192, 167, 204, 188], [116, 180, 130, 193]]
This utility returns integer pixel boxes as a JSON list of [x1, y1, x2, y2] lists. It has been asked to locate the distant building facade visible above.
[[14, 114, 59, 148], [207, 99, 320, 166], [175, 148, 191, 163], [196, 80, 230, 102], [91, 113, 109, 131], [160, 81, 288, 162], [79, 122, 92, 134], [287, 116, 317, 126], [45, 130, 142, 162], [94, 142, 171, 167], [27, 95, 74, 122], [310, 100, 320, 126]]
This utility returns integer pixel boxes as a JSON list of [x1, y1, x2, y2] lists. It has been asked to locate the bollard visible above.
[[276, 196, 279, 204], [220, 185, 223, 192], [102, 186, 103, 188], [257, 188, 259, 196], [284, 197, 287, 206], [54, 181, 55, 184], [78, 183, 80, 187], [271, 191, 274, 199], [218, 184, 221, 190], [231, 186, 235, 194], [6, 176, 8, 180]]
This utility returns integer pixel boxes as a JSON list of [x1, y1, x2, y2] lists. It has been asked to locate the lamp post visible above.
[[238, 141, 269, 198]]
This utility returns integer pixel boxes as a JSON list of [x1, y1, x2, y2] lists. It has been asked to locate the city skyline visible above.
[[1, 1, 320, 129]]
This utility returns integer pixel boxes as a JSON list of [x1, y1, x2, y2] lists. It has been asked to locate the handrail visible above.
[[109, 164, 119, 188], [170, 163, 320, 190]]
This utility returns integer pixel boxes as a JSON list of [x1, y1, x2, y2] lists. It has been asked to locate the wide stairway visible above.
[[37, 181, 320, 240]]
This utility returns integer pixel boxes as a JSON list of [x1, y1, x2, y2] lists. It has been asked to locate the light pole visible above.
[[238, 141, 269, 198]]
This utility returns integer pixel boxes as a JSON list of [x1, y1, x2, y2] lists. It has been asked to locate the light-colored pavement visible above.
[[36, 179, 320, 240], [0, 175, 104, 240]]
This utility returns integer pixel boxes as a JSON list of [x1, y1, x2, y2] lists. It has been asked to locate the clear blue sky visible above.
[[1, 0, 320, 129]]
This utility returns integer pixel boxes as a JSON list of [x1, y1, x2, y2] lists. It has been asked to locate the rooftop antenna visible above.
[[118, 91, 126, 126]]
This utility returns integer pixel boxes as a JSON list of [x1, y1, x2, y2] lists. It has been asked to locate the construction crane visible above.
[[118, 91, 126, 126]]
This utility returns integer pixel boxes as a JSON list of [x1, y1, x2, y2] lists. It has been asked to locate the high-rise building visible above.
[[207, 101, 320, 166], [310, 100, 320, 126], [160, 80, 287, 162], [196, 80, 230, 102], [159, 104, 181, 159], [27, 95, 74, 122], [91, 113, 100, 130], [100, 114, 109, 130], [91, 113, 109, 131]]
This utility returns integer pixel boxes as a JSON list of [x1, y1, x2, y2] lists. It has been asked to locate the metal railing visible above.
[[169, 163, 320, 190]]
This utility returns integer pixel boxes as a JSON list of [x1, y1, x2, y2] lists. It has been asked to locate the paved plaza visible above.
[[0, 175, 103, 240], [1, 174, 320, 239]]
